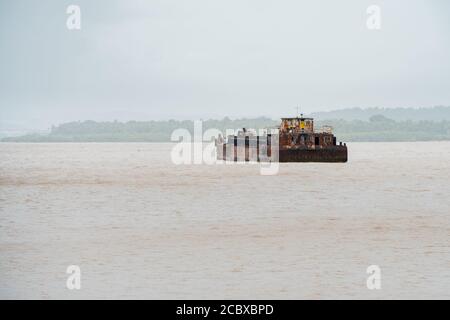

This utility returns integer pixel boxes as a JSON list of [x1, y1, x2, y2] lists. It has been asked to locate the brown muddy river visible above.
[[0, 142, 449, 299]]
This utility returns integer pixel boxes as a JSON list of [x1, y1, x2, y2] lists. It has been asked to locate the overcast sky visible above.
[[1, 0, 449, 129]]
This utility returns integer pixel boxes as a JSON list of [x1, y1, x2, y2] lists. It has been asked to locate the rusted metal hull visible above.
[[217, 143, 348, 163], [278, 146, 348, 162]]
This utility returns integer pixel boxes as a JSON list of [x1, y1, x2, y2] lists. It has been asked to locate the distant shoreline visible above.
[[3, 107, 450, 143]]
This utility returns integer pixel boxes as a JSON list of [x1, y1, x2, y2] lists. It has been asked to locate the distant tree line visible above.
[[3, 114, 450, 142], [2, 117, 278, 142], [318, 115, 450, 142], [310, 106, 450, 121]]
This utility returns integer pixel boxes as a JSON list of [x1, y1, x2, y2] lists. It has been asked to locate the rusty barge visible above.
[[215, 115, 348, 162]]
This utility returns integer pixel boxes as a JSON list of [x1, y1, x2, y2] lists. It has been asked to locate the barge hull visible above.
[[279, 147, 347, 163], [218, 144, 348, 163]]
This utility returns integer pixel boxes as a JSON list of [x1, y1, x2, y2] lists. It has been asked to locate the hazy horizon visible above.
[[2, 105, 450, 134], [1, 0, 450, 130]]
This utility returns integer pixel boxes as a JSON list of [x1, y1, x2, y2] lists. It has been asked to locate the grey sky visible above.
[[1, 0, 449, 129]]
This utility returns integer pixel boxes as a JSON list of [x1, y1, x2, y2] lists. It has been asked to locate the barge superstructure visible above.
[[216, 115, 348, 162]]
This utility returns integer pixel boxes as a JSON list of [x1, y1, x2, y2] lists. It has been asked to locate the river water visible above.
[[0, 142, 449, 299]]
